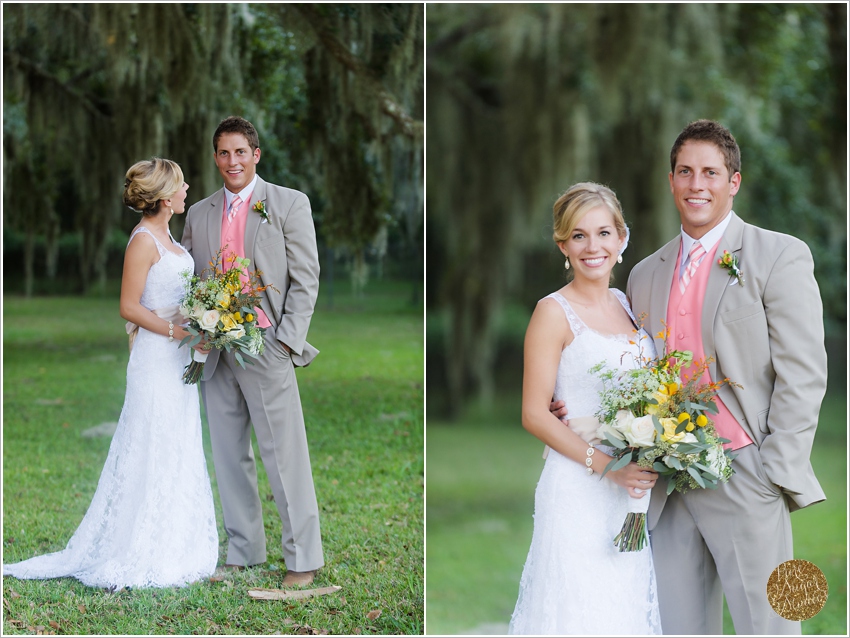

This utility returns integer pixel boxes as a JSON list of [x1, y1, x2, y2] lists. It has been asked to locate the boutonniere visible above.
[[717, 250, 745, 286], [253, 201, 269, 223]]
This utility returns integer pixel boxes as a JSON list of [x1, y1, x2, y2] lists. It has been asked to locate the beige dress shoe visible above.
[[281, 569, 316, 587]]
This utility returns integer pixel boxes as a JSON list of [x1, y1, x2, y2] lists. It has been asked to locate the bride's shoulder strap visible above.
[[544, 292, 584, 335], [127, 226, 166, 257], [610, 288, 638, 323]]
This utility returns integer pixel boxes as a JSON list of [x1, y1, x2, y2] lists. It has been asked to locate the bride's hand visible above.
[[606, 461, 658, 499], [175, 326, 210, 353]]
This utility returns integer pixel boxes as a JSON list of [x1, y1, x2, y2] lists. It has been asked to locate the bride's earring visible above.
[[617, 255, 623, 264], [564, 258, 570, 270]]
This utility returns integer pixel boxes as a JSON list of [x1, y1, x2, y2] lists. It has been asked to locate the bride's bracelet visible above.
[[168, 321, 174, 342], [585, 447, 595, 476]]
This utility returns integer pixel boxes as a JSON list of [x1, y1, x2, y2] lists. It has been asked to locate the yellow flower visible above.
[[678, 412, 691, 423], [660, 417, 686, 443], [217, 292, 231, 309], [666, 382, 679, 395], [685, 423, 695, 432], [234, 312, 243, 323], [220, 313, 238, 331], [246, 313, 254, 322], [650, 389, 669, 408], [696, 414, 708, 427]]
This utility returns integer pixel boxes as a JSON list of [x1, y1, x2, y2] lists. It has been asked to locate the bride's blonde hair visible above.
[[553, 182, 627, 244], [123, 158, 184, 217]]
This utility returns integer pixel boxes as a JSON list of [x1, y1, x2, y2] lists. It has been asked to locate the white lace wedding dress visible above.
[[3, 227, 219, 589], [509, 290, 662, 635]]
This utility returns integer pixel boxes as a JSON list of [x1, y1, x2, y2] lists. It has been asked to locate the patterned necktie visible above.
[[679, 241, 706, 294], [227, 195, 242, 223]]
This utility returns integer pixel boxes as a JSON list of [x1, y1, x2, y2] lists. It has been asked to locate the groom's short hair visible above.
[[670, 119, 741, 178], [214, 116, 260, 152]]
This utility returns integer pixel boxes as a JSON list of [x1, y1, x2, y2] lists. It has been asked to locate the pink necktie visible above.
[[227, 195, 242, 223], [680, 242, 706, 294]]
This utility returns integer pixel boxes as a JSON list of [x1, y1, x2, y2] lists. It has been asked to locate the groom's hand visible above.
[[549, 400, 568, 421]]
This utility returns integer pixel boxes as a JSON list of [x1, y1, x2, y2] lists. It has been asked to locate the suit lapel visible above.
[[648, 238, 681, 351], [206, 189, 225, 265], [244, 176, 266, 268], [702, 213, 744, 380]]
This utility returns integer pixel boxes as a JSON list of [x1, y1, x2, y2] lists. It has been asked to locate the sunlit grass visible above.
[[3, 280, 424, 635], [426, 393, 846, 636]]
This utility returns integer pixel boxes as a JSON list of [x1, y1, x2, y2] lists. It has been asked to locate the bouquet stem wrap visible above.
[[182, 350, 209, 385], [614, 488, 651, 552]]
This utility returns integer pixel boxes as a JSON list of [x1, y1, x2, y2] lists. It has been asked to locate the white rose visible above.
[[198, 309, 221, 332], [613, 409, 635, 435], [596, 420, 625, 444], [623, 414, 657, 447], [190, 304, 205, 320], [229, 325, 246, 339]]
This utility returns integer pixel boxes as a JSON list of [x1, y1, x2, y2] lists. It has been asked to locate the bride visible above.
[[3, 158, 218, 589], [509, 182, 661, 635]]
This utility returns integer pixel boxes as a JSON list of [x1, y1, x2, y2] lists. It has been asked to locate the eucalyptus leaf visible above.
[[604, 436, 627, 450], [693, 462, 718, 477], [687, 466, 706, 488], [610, 454, 632, 473], [666, 479, 676, 495]]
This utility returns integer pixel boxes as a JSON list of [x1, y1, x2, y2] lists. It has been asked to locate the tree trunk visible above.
[[23, 227, 34, 298]]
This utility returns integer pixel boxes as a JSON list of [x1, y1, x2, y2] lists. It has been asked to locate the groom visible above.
[[628, 119, 827, 634], [182, 115, 324, 586]]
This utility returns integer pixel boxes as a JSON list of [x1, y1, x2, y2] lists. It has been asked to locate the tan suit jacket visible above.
[[627, 212, 827, 525], [182, 175, 320, 373]]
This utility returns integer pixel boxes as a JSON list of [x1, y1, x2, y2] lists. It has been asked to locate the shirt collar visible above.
[[680, 210, 734, 264], [224, 174, 258, 209]]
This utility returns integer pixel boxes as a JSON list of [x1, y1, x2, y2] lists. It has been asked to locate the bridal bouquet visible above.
[[178, 247, 273, 384], [590, 324, 739, 552]]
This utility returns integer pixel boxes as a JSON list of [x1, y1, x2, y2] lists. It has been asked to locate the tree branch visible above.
[[3, 50, 110, 119], [293, 4, 423, 140]]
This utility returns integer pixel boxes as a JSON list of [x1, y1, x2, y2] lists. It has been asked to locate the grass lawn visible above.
[[425, 393, 847, 635], [3, 279, 424, 635]]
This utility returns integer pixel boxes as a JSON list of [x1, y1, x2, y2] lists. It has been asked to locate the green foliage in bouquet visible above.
[[178, 247, 276, 384], [590, 322, 741, 551]]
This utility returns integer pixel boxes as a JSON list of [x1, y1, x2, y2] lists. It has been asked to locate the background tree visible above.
[[3, 3, 423, 298], [426, 3, 846, 418]]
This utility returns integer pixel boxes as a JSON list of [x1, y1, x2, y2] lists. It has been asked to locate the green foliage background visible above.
[[426, 3, 846, 418], [3, 3, 423, 297]]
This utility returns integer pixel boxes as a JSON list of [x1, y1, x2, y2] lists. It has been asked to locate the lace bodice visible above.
[[129, 227, 194, 310], [548, 289, 656, 420]]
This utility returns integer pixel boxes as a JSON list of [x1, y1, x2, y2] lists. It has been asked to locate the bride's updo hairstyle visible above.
[[552, 181, 627, 245], [123, 158, 184, 217]]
